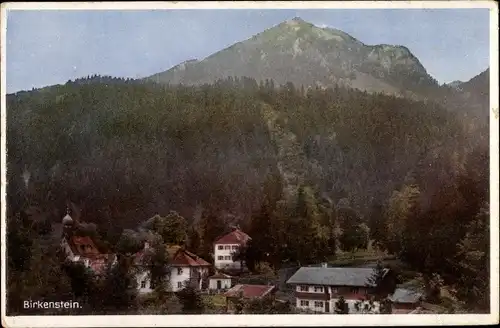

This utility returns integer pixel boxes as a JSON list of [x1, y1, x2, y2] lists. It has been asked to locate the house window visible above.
[[177, 282, 183, 289], [218, 256, 224, 260], [350, 287, 359, 294], [314, 286, 324, 293], [314, 301, 324, 308], [224, 245, 231, 250], [331, 287, 338, 294], [300, 286, 308, 292], [300, 300, 309, 306], [140, 280, 146, 289], [177, 268, 183, 275], [231, 245, 238, 250], [150, 280, 156, 289], [224, 256, 231, 261], [218, 245, 223, 250]]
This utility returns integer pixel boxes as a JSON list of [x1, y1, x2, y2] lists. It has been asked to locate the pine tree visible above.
[[199, 209, 226, 261], [100, 254, 138, 313], [366, 260, 386, 298], [147, 235, 170, 300], [368, 203, 387, 249], [334, 296, 349, 314], [176, 285, 204, 314], [379, 298, 393, 314]]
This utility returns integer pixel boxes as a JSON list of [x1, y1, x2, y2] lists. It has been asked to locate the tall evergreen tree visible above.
[[334, 296, 349, 314], [176, 285, 204, 314]]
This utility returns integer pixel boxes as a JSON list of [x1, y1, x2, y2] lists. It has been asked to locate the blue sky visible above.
[[6, 8, 490, 93]]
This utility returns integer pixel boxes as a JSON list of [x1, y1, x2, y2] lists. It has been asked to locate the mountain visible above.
[[144, 17, 438, 96], [444, 69, 490, 120], [447, 80, 464, 90], [460, 68, 489, 98]]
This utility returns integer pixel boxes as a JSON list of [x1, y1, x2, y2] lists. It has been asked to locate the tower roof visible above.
[[62, 214, 73, 225]]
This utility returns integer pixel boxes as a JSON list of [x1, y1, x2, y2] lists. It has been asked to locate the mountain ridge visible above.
[[144, 17, 437, 96]]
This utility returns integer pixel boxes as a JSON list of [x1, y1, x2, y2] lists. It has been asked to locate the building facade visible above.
[[287, 266, 394, 314], [208, 272, 233, 291], [213, 228, 251, 270], [134, 243, 211, 293]]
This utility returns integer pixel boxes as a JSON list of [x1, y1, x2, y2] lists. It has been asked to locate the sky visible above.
[[5, 8, 490, 93]]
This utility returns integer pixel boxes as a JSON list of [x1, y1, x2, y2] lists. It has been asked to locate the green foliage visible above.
[[8, 242, 74, 315], [453, 203, 489, 312], [176, 286, 205, 314], [116, 229, 143, 254], [379, 298, 393, 314], [144, 234, 170, 295], [334, 296, 349, 314], [368, 203, 387, 249], [354, 298, 376, 314], [99, 255, 138, 313], [339, 223, 370, 252], [288, 185, 333, 265], [367, 260, 386, 297], [385, 184, 420, 254], [232, 294, 246, 314], [144, 211, 188, 245], [198, 209, 226, 260], [7, 212, 33, 273], [186, 226, 202, 255], [232, 239, 260, 273], [6, 74, 489, 314], [244, 296, 293, 314]]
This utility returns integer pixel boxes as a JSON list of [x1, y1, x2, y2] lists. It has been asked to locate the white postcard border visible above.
[[1, 1, 498, 327]]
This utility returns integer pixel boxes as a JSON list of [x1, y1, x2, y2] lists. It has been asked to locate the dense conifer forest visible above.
[[6, 75, 489, 314]]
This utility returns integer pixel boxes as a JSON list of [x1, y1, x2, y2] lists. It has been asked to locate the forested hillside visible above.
[[6, 74, 490, 313]]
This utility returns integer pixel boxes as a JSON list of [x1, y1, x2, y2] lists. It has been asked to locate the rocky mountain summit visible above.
[[145, 17, 437, 96]]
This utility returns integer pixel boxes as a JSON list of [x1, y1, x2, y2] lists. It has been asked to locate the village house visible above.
[[208, 272, 234, 291], [389, 288, 424, 314], [60, 212, 116, 275], [286, 265, 394, 314], [213, 228, 251, 271], [223, 284, 276, 313], [134, 243, 211, 294]]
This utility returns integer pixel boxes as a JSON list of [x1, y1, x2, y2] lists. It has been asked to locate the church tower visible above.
[[62, 206, 74, 239]]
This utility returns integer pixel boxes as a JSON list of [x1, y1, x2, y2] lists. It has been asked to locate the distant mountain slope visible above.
[[461, 68, 489, 98], [447, 80, 464, 90], [144, 17, 438, 96], [443, 68, 489, 118]]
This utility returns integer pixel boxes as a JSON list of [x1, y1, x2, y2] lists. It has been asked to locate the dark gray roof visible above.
[[286, 267, 386, 287], [389, 288, 423, 303]]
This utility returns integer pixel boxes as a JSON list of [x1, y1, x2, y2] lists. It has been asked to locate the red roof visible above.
[[209, 272, 233, 279], [214, 229, 251, 245], [224, 284, 275, 299], [171, 249, 211, 267], [134, 244, 210, 267], [68, 235, 101, 257]]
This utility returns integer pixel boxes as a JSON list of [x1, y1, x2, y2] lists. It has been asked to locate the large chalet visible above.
[[286, 265, 394, 313], [213, 228, 251, 270]]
